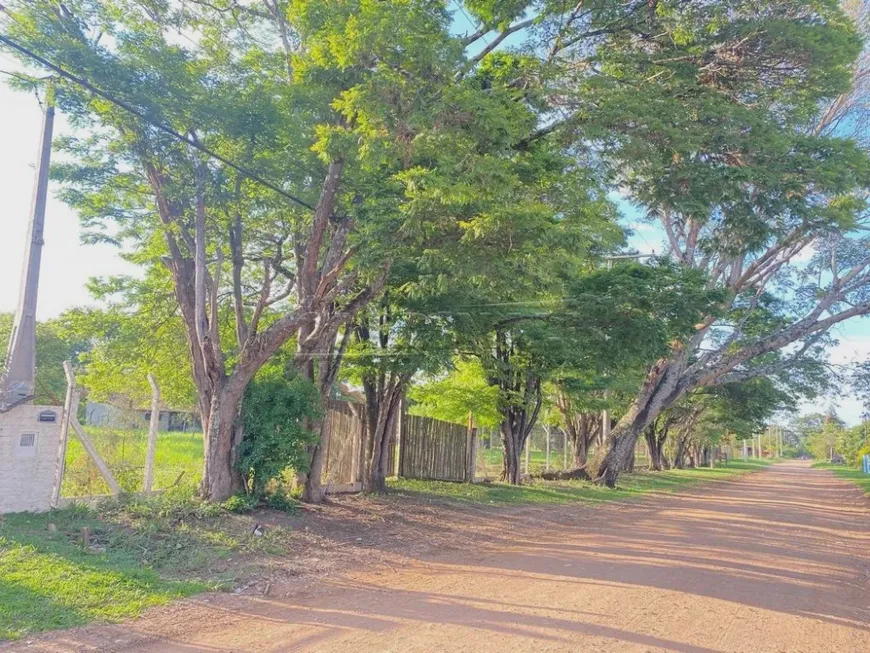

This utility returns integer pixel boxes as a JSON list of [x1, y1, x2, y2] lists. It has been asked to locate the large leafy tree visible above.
[[434, 0, 870, 484], [566, 1, 870, 485]]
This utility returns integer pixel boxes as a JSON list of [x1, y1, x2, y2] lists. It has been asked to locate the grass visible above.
[[0, 489, 294, 641], [390, 459, 773, 506], [811, 462, 870, 496], [63, 428, 203, 497]]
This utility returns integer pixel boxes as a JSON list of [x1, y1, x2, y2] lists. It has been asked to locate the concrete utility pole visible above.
[[1, 85, 54, 410]]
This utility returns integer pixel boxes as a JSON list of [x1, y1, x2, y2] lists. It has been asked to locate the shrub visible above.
[[221, 493, 259, 513], [238, 374, 320, 495]]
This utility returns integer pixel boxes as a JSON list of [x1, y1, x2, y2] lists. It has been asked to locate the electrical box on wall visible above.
[[15, 433, 37, 459]]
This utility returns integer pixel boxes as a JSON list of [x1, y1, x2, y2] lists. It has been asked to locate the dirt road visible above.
[[10, 462, 870, 652]]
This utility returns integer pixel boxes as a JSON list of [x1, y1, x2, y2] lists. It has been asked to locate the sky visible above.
[[0, 80, 136, 318], [1, 42, 869, 424]]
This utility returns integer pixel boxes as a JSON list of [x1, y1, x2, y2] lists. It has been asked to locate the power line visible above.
[[0, 33, 316, 211]]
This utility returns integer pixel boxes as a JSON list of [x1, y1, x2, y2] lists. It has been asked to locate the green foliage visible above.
[[0, 488, 297, 640], [0, 313, 86, 405], [409, 358, 500, 428], [797, 413, 870, 466], [56, 275, 197, 410], [811, 463, 870, 496], [238, 374, 320, 496], [220, 493, 259, 514]]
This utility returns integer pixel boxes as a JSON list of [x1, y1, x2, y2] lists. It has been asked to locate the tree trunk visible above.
[[673, 434, 688, 469], [598, 355, 688, 487], [501, 420, 523, 485], [299, 325, 351, 503], [573, 430, 589, 469], [301, 415, 328, 503], [200, 382, 245, 501], [364, 380, 404, 493], [644, 424, 668, 471]]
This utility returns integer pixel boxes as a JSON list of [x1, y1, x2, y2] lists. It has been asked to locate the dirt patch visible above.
[[6, 462, 870, 652]]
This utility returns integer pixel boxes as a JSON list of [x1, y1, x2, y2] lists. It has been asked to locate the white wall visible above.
[[0, 404, 62, 514]]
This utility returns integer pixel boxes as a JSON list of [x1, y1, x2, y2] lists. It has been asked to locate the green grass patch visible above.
[[63, 428, 203, 497], [811, 462, 870, 495], [390, 459, 772, 506], [0, 489, 294, 641]]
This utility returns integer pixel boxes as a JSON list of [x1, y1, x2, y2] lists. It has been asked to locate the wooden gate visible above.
[[398, 414, 474, 482]]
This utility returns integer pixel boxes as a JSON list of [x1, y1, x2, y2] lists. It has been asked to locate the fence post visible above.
[[70, 417, 121, 495], [544, 425, 551, 471], [465, 412, 477, 483], [395, 399, 405, 477], [144, 374, 161, 492], [563, 428, 569, 470], [51, 361, 79, 507], [524, 438, 531, 476]]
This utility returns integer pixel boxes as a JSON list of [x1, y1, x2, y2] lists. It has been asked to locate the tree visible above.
[[458, 261, 717, 483], [0, 313, 84, 404], [409, 358, 501, 429], [583, 2, 870, 485]]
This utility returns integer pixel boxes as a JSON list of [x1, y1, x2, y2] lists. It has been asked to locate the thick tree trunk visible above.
[[598, 418, 648, 487], [673, 434, 688, 469], [644, 425, 668, 471], [300, 325, 352, 503], [598, 355, 688, 487], [573, 431, 589, 469], [301, 415, 328, 503], [501, 421, 523, 485], [200, 382, 245, 501]]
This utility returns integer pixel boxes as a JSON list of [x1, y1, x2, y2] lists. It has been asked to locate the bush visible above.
[[221, 493, 259, 513], [265, 491, 299, 513], [238, 374, 320, 495]]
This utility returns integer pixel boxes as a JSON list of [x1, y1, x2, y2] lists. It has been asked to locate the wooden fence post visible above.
[[465, 412, 476, 483], [563, 429, 568, 470], [51, 361, 79, 507], [524, 439, 531, 476], [544, 425, 551, 471], [144, 374, 161, 492]]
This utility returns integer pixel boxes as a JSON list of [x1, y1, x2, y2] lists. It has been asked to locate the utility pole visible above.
[[1, 83, 54, 410]]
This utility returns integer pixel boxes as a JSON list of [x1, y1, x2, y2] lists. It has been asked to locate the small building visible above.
[[84, 402, 200, 432]]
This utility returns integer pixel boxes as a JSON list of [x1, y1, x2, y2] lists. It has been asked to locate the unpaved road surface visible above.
[[9, 461, 870, 652]]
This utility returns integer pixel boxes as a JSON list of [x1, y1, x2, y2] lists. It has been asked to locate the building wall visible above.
[[0, 404, 62, 514], [85, 402, 199, 432]]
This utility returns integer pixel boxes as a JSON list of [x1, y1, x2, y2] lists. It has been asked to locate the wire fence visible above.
[[476, 426, 651, 479], [61, 424, 202, 497]]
